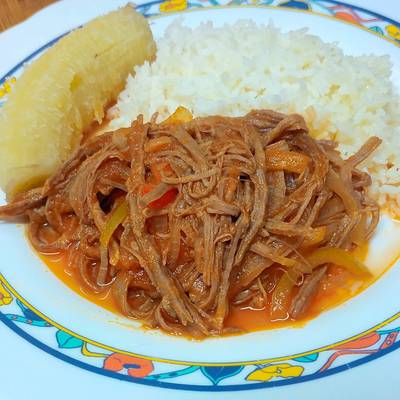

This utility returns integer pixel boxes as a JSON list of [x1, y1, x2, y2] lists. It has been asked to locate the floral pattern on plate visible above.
[[1, 276, 400, 390]]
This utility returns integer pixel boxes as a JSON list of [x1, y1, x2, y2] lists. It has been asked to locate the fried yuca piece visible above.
[[0, 6, 156, 198]]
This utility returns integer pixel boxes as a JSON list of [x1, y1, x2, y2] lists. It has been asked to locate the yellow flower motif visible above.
[[386, 25, 400, 40], [0, 77, 17, 99], [0, 283, 13, 306], [160, 0, 187, 13], [247, 363, 304, 382]]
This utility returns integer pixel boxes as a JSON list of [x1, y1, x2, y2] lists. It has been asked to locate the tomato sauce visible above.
[[34, 116, 397, 335], [36, 240, 396, 335]]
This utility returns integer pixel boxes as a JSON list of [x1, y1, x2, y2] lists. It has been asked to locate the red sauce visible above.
[[226, 264, 366, 331], [31, 118, 396, 335], [35, 242, 389, 334]]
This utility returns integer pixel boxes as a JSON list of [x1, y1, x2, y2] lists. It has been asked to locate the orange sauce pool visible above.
[[35, 241, 394, 335], [29, 118, 400, 335], [226, 244, 371, 331]]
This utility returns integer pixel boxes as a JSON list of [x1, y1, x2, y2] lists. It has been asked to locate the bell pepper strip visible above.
[[162, 106, 193, 125], [150, 162, 173, 182], [141, 183, 178, 210], [144, 136, 172, 153], [305, 247, 371, 277], [265, 149, 311, 173], [100, 200, 129, 249]]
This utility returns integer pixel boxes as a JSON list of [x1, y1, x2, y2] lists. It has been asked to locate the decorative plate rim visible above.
[[2, 273, 400, 391], [1, 0, 400, 392], [145, 2, 400, 46], [1, 273, 400, 366]]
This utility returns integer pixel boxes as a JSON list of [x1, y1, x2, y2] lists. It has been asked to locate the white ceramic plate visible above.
[[1, 0, 400, 398]]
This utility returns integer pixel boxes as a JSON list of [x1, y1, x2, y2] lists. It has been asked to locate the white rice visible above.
[[110, 20, 400, 216]]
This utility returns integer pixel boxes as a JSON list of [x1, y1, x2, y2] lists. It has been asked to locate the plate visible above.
[[1, 0, 400, 398]]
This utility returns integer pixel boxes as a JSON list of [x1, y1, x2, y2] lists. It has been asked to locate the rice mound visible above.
[[110, 20, 400, 216]]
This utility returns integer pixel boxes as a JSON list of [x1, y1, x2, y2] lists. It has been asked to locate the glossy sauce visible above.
[[35, 120, 395, 334], [36, 241, 393, 334], [226, 245, 370, 331]]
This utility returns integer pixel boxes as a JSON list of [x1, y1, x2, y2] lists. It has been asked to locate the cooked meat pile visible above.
[[0, 109, 381, 337]]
